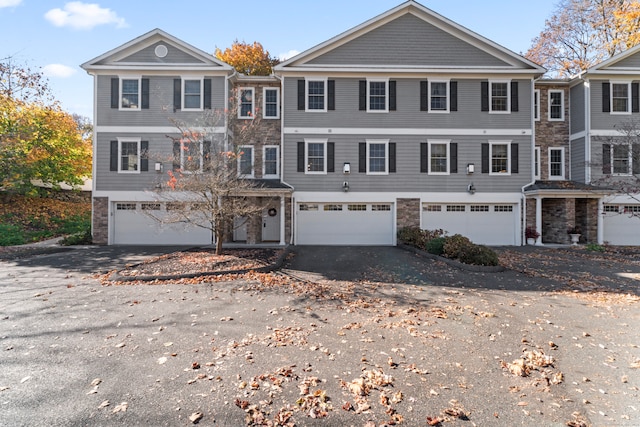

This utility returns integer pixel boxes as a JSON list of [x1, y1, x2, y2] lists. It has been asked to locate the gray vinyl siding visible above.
[[94, 132, 225, 191], [610, 52, 640, 68], [590, 135, 638, 183], [116, 42, 207, 64], [570, 83, 585, 134], [570, 136, 586, 182], [283, 78, 532, 129], [307, 14, 513, 68], [590, 79, 640, 129], [95, 75, 226, 127], [283, 134, 532, 193]]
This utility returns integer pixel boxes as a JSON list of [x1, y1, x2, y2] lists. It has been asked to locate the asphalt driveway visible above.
[[1, 245, 638, 426]]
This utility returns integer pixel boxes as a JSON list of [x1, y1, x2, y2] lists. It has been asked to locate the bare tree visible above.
[[146, 93, 273, 254]]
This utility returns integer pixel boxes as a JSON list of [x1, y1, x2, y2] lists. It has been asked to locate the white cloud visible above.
[[278, 50, 300, 61], [42, 64, 77, 78], [0, 0, 22, 8], [44, 2, 127, 30]]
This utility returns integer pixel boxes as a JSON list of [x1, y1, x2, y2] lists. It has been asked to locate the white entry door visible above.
[[262, 206, 280, 242]]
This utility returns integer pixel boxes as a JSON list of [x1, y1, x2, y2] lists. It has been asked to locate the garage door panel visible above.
[[603, 205, 640, 245]]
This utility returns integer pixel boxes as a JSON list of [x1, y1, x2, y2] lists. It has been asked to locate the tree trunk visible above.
[[215, 222, 224, 255]]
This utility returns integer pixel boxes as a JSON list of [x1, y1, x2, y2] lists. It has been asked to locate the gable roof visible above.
[[81, 28, 233, 73], [582, 42, 640, 76], [275, 1, 545, 75]]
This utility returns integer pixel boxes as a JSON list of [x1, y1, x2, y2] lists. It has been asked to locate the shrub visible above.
[[397, 226, 425, 247], [0, 224, 25, 246], [60, 227, 92, 246], [442, 234, 473, 259], [425, 237, 445, 255], [457, 244, 499, 266], [585, 243, 605, 252]]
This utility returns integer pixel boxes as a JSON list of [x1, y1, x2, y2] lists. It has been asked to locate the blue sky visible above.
[[1, 0, 557, 118]]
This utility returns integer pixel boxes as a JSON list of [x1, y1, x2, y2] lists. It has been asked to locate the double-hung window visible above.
[[534, 146, 541, 180], [263, 146, 279, 178], [611, 82, 631, 114], [238, 87, 254, 118], [429, 81, 448, 112], [305, 139, 327, 174], [183, 78, 203, 110], [238, 145, 254, 177], [367, 140, 389, 174], [490, 142, 510, 175], [548, 90, 564, 120], [263, 87, 280, 119], [534, 89, 540, 121], [306, 79, 326, 112], [612, 144, 632, 175], [428, 140, 450, 174], [120, 77, 140, 110], [118, 138, 140, 173], [367, 79, 388, 112], [490, 81, 509, 113], [549, 147, 565, 180]]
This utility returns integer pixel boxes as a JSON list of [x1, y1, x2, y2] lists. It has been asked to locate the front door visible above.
[[262, 206, 280, 242]]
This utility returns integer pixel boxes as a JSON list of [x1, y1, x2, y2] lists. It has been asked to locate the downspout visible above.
[[224, 70, 237, 152], [522, 76, 539, 245]]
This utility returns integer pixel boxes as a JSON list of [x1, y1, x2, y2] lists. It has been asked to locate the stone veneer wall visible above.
[[92, 197, 109, 245], [542, 198, 576, 244], [396, 198, 420, 230], [535, 85, 570, 180], [575, 199, 598, 244]]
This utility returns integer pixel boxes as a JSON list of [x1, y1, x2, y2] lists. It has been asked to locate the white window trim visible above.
[[117, 137, 141, 174], [610, 81, 632, 115], [180, 140, 203, 174], [428, 80, 450, 113], [489, 141, 511, 176], [548, 89, 564, 121], [534, 89, 540, 121], [238, 87, 255, 119], [366, 139, 389, 175], [305, 138, 327, 175], [119, 76, 141, 111], [305, 78, 327, 113], [534, 146, 541, 180], [612, 143, 633, 176], [182, 77, 204, 111], [237, 145, 255, 178], [262, 145, 280, 179], [427, 139, 450, 175], [548, 147, 565, 180], [262, 87, 280, 119], [366, 78, 389, 113], [489, 80, 511, 114]]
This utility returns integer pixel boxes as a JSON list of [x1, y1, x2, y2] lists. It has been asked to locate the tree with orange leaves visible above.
[[215, 40, 279, 76]]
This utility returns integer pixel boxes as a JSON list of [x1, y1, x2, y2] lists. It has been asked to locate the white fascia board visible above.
[[284, 127, 532, 136], [96, 126, 227, 134], [292, 191, 522, 203], [277, 66, 542, 75]]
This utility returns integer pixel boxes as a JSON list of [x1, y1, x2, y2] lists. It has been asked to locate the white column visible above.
[[279, 195, 285, 245], [597, 198, 604, 244], [535, 196, 543, 245]]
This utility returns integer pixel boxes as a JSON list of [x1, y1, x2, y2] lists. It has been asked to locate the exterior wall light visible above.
[[155, 162, 163, 173], [466, 163, 475, 174], [343, 162, 351, 174], [467, 183, 476, 194], [343, 181, 349, 192]]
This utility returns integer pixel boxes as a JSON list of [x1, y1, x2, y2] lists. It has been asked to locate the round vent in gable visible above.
[[154, 44, 168, 58]]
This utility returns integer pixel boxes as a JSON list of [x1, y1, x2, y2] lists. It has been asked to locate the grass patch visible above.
[[0, 193, 91, 246]]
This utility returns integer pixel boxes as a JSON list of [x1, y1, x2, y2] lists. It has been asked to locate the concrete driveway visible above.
[[1, 245, 638, 426]]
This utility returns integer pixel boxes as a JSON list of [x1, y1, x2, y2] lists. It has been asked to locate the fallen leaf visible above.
[[189, 412, 203, 424], [90, 378, 102, 386], [157, 357, 167, 365], [98, 400, 110, 409], [112, 402, 128, 413]]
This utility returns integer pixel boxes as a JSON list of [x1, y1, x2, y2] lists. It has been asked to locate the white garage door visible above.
[[296, 203, 394, 245], [113, 202, 212, 245], [603, 204, 640, 245], [421, 203, 517, 245]]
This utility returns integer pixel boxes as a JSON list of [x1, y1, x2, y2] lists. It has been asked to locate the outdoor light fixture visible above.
[[467, 183, 476, 195], [343, 162, 351, 174], [343, 181, 350, 192], [466, 163, 475, 174], [155, 162, 163, 172]]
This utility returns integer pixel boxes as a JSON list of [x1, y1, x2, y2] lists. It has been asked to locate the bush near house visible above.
[[0, 193, 91, 246], [397, 226, 500, 267]]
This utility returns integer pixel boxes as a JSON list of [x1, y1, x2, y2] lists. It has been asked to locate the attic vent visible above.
[[155, 44, 168, 58]]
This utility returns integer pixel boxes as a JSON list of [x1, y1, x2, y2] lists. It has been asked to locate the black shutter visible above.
[[203, 140, 211, 171], [633, 83, 639, 113], [111, 78, 119, 109], [140, 141, 149, 172], [450, 142, 458, 173], [481, 143, 489, 173], [110, 140, 118, 171], [603, 144, 612, 174], [298, 80, 305, 110], [359, 80, 366, 111], [297, 142, 305, 172], [141, 79, 150, 109], [328, 80, 335, 111], [173, 79, 181, 111], [420, 80, 428, 111], [359, 143, 366, 172], [327, 142, 335, 172], [389, 142, 396, 173], [173, 141, 181, 171], [633, 143, 640, 174], [450, 81, 458, 112], [511, 143, 519, 174], [481, 81, 489, 111], [204, 79, 212, 110], [420, 143, 428, 173], [602, 82, 611, 112], [511, 81, 519, 112], [389, 81, 396, 111]]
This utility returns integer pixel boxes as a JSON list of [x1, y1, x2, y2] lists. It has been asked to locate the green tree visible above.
[[214, 40, 279, 76]]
